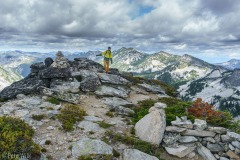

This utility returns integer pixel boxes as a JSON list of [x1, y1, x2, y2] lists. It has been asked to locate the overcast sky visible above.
[[0, 0, 240, 63]]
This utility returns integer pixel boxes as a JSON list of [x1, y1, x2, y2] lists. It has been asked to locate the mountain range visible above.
[[0, 48, 239, 118]]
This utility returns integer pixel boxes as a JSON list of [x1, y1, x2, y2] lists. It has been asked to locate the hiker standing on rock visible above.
[[96, 47, 113, 74]]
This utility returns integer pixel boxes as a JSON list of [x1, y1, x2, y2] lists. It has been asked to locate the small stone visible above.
[[187, 152, 196, 159], [83, 116, 104, 122], [72, 138, 113, 157], [219, 157, 229, 160], [203, 137, 216, 143], [194, 119, 207, 130], [181, 129, 216, 137], [16, 94, 26, 99], [227, 132, 240, 141], [171, 117, 193, 129], [153, 102, 167, 109], [232, 141, 240, 149], [207, 143, 224, 153], [208, 127, 227, 134], [178, 136, 198, 143], [123, 149, 158, 160], [226, 150, 240, 159], [196, 143, 217, 160], [221, 135, 232, 143], [165, 126, 187, 133], [165, 145, 196, 158], [214, 154, 220, 159], [229, 144, 235, 150], [163, 133, 181, 146], [78, 121, 103, 132], [46, 126, 55, 130]]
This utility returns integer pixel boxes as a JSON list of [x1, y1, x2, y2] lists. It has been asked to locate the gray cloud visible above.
[[0, 0, 239, 62]]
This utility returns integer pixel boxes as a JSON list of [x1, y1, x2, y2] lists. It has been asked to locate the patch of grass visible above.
[[89, 131, 95, 135], [0, 98, 7, 102], [104, 131, 162, 158], [121, 75, 145, 85], [68, 145, 73, 150], [158, 97, 193, 125], [57, 104, 86, 131], [47, 97, 60, 105], [46, 155, 53, 160], [41, 148, 47, 152], [46, 107, 54, 110], [32, 114, 45, 121], [106, 111, 114, 118], [45, 140, 52, 145], [97, 122, 112, 129], [113, 149, 120, 158], [78, 154, 112, 160], [0, 116, 41, 159], [131, 99, 156, 124]]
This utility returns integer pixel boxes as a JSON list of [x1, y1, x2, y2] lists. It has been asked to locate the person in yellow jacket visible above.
[[96, 47, 113, 74]]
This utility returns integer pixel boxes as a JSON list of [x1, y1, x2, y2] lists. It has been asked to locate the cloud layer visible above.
[[0, 0, 239, 62]]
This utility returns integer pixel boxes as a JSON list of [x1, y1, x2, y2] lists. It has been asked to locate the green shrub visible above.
[[32, 114, 45, 121], [97, 122, 112, 129], [57, 104, 86, 131], [131, 99, 156, 124], [105, 111, 114, 118], [78, 154, 112, 160], [47, 97, 60, 105], [0, 116, 41, 159], [45, 140, 52, 145], [104, 131, 162, 158], [158, 97, 194, 125], [0, 98, 7, 102]]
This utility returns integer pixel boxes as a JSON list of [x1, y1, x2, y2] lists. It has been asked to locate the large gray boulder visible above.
[[99, 73, 130, 85], [95, 85, 129, 98], [72, 138, 113, 157], [227, 131, 240, 141], [135, 109, 166, 145], [72, 70, 101, 92], [0, 77, 49, 99], [71, 58, 104, 72], [39, 68, 71, 79], [123, 149, 159, 160]]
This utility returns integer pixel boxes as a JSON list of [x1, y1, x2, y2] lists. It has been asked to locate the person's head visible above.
[[108, 47, 111, 50]]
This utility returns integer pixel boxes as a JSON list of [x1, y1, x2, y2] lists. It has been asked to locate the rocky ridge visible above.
[[0, 51, 239, 160]]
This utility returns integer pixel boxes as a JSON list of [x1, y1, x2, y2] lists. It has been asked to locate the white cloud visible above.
[[0, 0, 240, 62]]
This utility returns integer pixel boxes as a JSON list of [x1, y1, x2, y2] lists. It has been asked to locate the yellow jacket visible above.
[[102, 50, 112, 59]]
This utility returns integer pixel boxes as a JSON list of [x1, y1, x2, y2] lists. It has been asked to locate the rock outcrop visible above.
[[163, 116, 240, 160]]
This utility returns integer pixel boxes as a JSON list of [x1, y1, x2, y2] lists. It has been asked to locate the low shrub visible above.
[[78, 154, 112, 160], [188, 98, 240, 133], [104, 131, 162, 158], [47, 97, 60, 105], [32, 114, 45, 121], [131, 99, 156, 124], [0, 116, 41, 159], [97, 122, 112, 129], [57, 104, 86, 131]]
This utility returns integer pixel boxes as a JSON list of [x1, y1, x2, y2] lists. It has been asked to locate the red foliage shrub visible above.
[[187, 98, 222, 123]]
